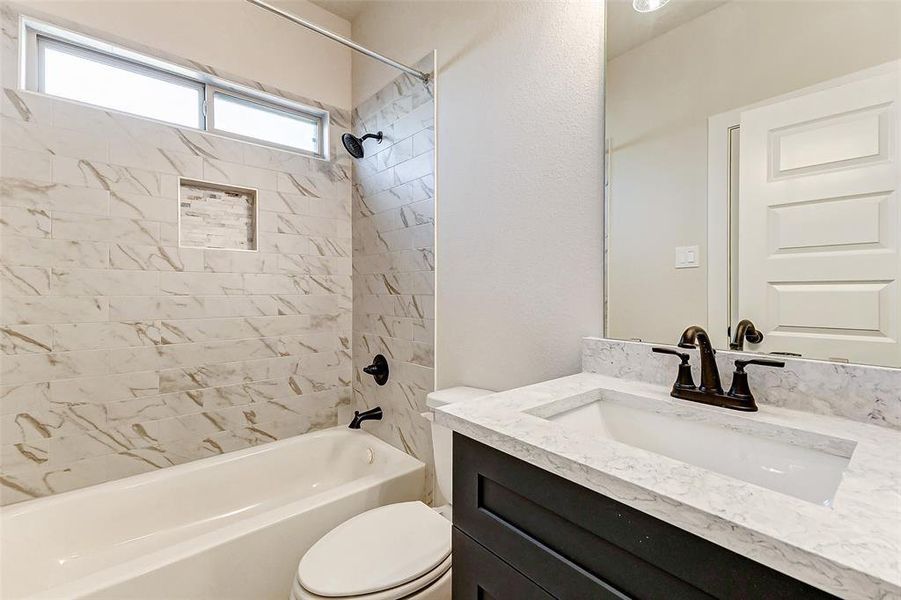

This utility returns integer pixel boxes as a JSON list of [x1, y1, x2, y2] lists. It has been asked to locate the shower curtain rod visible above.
[[245, 0, 431, 83]]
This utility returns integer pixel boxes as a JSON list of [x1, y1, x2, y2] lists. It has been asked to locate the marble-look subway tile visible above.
[[1, 177, 110, 216], [1, 441, 49, 471], [109, 192, 178, 222], [109, 295, 277, 321], [0, 382, 50, 417], [52, 212, 161, 245], [203, 250, 278, 274], [159, 272, 244, 296], [49, 372, 159, 406], [276, 170, 335, 199], [1, 147, 52, 182], [53, 157, 178, 198], [202, 158, 278, 191], [257, 190, 309, 215], [393, 151, 433, 186], [0, 324, 53, 354], [257, 232, 310, 255], [1, 117, 108, 162], [108, 139, 203, 178], [412, 128, 434, 157], [110, 244, 203, 271], [50, 269, 159, 296], [243, 273, 311, 295], [0, 206, 51, 238], [1, 88, 53, 125], [160, 128, 245, 163], [2, 237, 109, 269], [0, 266, 50, 296], [1, 296, 108, 325], [158, 355, 302, 393], [52, 321, 161, 351], [1, 349, 109, 385]]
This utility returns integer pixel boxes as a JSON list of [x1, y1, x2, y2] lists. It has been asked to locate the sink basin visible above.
[[537, 391, 855, 506]]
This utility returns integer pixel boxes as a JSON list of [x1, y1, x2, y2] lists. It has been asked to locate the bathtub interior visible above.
[[0, 429, 424, 599]]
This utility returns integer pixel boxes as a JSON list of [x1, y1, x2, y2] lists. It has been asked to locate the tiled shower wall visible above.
[[351, 57, 437, 500], [0, 6, 353, 505]]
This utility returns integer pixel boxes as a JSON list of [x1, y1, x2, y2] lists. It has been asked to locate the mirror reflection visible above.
[[605, 0, 901, 367]]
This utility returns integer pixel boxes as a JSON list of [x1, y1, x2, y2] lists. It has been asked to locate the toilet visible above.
[[290, 387, 494, 600]]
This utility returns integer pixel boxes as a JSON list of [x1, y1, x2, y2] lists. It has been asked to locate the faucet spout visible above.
[[677, 326, 723, 395]]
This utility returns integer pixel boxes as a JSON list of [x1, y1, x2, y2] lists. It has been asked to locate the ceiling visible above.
[[607, 0, 727, 59], [309, 0, 728, 59], [309, 0, 368, 23]]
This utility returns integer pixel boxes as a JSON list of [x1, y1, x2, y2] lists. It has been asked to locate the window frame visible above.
[[20, 16, 329, 159], [206, 87, 324, 156]]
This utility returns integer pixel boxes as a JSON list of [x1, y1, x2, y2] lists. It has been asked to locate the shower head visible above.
[[342, 131, 383, 159]]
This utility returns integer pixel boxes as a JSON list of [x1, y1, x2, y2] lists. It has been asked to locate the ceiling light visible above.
[[633, 0, 670, 12]]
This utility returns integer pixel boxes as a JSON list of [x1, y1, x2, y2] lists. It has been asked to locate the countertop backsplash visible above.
[[583, 337, 901, 430]]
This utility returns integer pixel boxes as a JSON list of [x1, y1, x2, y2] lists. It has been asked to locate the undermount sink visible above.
[[536, 391, 856, 506]]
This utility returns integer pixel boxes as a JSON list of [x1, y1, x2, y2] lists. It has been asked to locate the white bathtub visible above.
[[0, 428, 424, 600]]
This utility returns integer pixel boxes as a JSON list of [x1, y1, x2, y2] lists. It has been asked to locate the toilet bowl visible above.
[[291, 387, 494, 600]]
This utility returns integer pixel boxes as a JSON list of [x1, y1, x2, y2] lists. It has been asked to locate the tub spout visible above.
[[349, 406, 383, 429]]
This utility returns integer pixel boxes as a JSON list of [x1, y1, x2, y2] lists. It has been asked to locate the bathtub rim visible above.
[[1, 426, 420, 516]]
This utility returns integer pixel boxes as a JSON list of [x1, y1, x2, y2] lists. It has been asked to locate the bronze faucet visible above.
[[653, 326, 784, 411], [678, 325, 723, 395], [730, 319, 764, 351]]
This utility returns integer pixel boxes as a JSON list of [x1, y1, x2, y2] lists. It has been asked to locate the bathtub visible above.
[[0, 428, 425, 599]]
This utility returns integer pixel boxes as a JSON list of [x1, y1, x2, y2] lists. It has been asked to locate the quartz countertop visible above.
[[433, 373, 901, 599]]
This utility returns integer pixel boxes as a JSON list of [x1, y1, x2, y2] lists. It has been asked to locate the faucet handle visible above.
[[727, 358, 785, 410], [652, 347, 690, 363], [734, 358, 785, 372], [652, 347, 696, 391]]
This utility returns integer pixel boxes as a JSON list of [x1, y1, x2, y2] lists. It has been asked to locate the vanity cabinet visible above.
[[452, 434, 835, 600]]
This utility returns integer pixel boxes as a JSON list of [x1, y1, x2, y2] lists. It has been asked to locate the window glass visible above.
[[212, 92, 319, 153], [39, 39, 202, 128]]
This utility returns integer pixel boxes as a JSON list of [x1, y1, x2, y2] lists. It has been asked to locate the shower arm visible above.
[[244, 0, 431, 84]]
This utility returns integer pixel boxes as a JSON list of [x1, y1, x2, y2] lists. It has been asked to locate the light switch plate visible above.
[[675, 245, 700, 269]]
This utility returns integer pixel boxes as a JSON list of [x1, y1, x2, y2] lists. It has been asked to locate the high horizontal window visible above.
[[22, 18, 327, 157]]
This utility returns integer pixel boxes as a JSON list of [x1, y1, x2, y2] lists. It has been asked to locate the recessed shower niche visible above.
[[179, 178, 258, 251]]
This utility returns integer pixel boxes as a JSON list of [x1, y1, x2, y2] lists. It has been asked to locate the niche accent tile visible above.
[[179, 178, 257, 251]]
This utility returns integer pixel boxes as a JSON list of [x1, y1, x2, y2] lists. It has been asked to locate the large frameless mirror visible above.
[[604, 0, 901, 367]]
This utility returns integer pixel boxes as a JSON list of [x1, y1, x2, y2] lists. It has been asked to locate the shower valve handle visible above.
[[362, 354, 389, 386]]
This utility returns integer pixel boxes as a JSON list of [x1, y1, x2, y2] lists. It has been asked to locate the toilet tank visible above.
[[426, 387, 494, 505]]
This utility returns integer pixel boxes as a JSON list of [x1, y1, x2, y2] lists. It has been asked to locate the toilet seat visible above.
[[291, 556, 451, 600], [294, 501, 452, 600]]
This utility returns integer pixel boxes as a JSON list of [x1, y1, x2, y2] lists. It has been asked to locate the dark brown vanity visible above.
[[451, 434, 835, 600]]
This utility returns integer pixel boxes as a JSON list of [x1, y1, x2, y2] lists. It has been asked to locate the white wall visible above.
[[352, 1, 605, 392], [12, 0, 352, 109], [606, 0, 901, 345]]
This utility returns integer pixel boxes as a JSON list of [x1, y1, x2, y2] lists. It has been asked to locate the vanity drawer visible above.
[[453, 433, 835, 600], [453, 528, 554, 600]]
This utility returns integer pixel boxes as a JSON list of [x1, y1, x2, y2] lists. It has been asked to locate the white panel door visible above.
[[738, 66, 900, 366]]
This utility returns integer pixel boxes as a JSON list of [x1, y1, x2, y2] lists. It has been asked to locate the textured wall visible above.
[[351, 57, 436, 501], [0, 6, 353, 505]]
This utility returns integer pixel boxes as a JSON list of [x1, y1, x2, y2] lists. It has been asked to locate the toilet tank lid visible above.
[[426, 386, 495, 409]]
